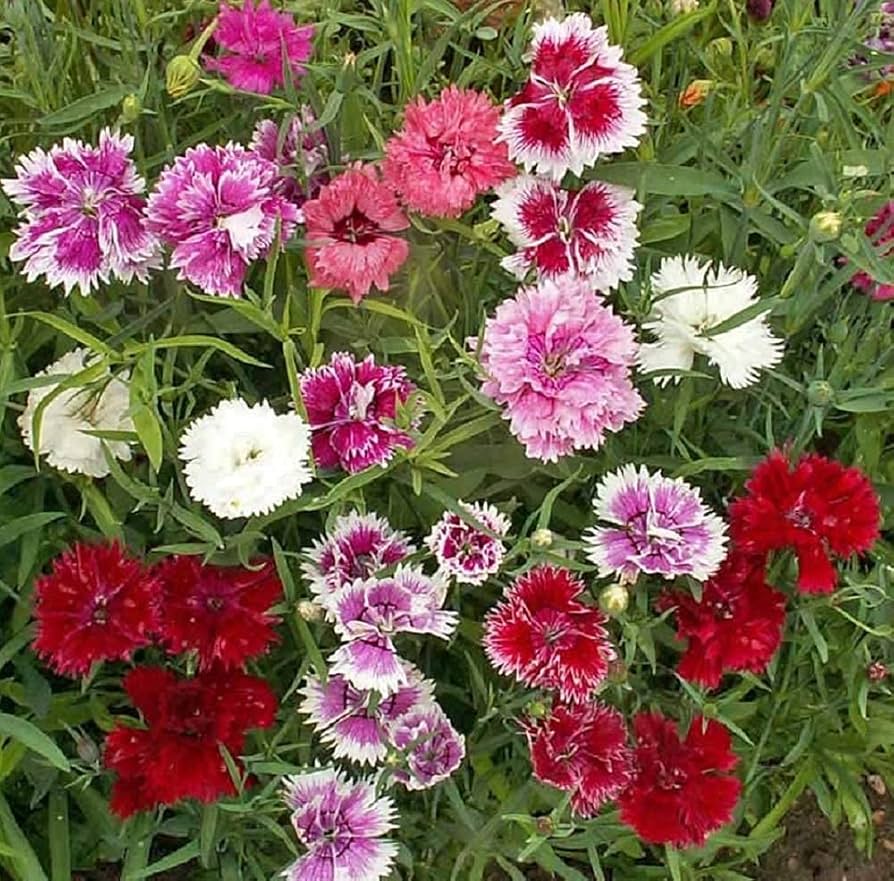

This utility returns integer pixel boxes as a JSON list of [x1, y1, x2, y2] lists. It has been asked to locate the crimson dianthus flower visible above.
[[154, 555, 282, 670], [525, 701, 632, 817], [657, 552, 787, 689], [618, 712, 741, 848], [483, 565, 616, 703], [852, 200, 894, 301], [729, 450, 880, 594], [33, 542, 160, 677], [104, 665, 277, 817]]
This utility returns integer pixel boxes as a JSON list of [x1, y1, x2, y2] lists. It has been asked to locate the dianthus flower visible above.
[[104, 665, 277, 817], [483, 565, 616, 702], [618, 713, 741, 848], [179, 398, 313, 519], [299, 665, 434, 765], [425, 501, 511, 586], [303, 164, 409, 302], [524, 701, 632, 817], [382, 85, 515, 218], [390, 704, 466, 790], [205, 0, 314, 95], [498, 13, 646, 179], [492, 175, 641, 287], [19, 348, 133, 478], [154, 555, 282, 669], [249, 112, 328, 205], [283, 770, 397, 881], [584, 464, 727, 582], [475, 275, 643, 462], [852, 201, 894, 301], [330, 567, 457, 695], [300, 352, 417, 474], [729, 450, 880, 594], [33, 542, 160, 677], [1, 129, 159, 295], [146, 143, 299, 297], [657, 552, 787, 688], [300, 511, 415, 612]]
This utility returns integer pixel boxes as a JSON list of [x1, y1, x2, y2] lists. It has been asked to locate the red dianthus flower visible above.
[[618, 712, 741, 848], [155, 556, 282, 670], [32, 542, 160, 677], [729, 450, 880, 594]]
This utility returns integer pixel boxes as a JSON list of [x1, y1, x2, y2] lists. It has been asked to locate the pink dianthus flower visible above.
[[852, 201, 894, 301]]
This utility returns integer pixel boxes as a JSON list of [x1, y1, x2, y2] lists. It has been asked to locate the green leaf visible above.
[[0, 792, 49, 881], [0, 713, 70, 771], [593, 163, 736, 197], [127, 335, 270, 368], [39, 86, 134, 128], [16, 312, 117, 359], [48, 790, 71, 881], [131, 842, 199, 879], [628, 1, 717, 66], [0, 514, 65, 552]]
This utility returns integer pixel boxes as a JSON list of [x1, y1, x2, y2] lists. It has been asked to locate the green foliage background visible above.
[[0, 0, 892, 879]]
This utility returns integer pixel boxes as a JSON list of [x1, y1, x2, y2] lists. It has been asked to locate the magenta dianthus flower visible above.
[[391, 705, 466, 790], [2, 129, 159, 295], [475, 275, 643, 462], [146, 143, 299, 297], [206, 0, 314, 95], [425, 501, 510, 586]]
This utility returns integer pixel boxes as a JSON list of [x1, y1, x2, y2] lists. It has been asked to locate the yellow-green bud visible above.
[[671, 0, 699, 13], [807, 380, 834, 407], [297, 599, 323, 622], [809, 210, 843, 243], [121, 93, 141, 123], [525, 699, 548, 719], [599, 583, 629, 616], [530, 528, 553, 549], [166, 54, 202, 99]]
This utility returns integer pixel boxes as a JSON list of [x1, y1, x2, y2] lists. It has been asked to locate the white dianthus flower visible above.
[[18, 348, 133, 478], [638, 255, 785, 389], [179, 398, 312, 519]]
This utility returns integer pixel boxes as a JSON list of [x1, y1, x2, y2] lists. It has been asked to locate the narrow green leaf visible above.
[[17, 313, 117, 358], [127, 336, 269, 368], [0, 792, 49, 881], [0, 713, 70, 771], [39, 86, 134, 128], [132, 842, 199, 879], [48, 789, 71, 881], [0, 514, 65, 552]]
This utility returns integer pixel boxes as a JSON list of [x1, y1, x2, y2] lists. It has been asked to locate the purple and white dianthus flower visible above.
[[425, 501, 510, 586], [390, 704, 466, 791]]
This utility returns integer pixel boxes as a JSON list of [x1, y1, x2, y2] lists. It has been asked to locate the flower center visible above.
[[81, 189, 100, 217], [557, 215, 573, 243], [334, 209, 378, 245], [206, 596, 225, 612], [656, 763, 687, 791], [92, 601, 109, 624], [542, 351, 566, 377], [347, 382, 376, 421]]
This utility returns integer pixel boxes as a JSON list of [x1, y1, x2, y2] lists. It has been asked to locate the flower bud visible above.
[[606, 658, 627, 684], [678, 79, 713, 109], [120, 93, 141, 123], [297, 599, 323, 622], [809, 211, 843, 243], [73, 731, 100, 765], [747, 0, 774, 21], [806, 380, 834, 407], [671, 0, 699, 12], [530, 528, 553, 549], [534, 815, 554, 836], [599, 583, 629, 616], [868, 661, 889, 683], [166, 54, 202, 99], [827, 320, 849, 344], [525, 699, 548, 719]]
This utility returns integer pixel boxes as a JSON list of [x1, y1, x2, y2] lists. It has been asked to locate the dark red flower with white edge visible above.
[[618, 712, 741, 848], [498, 13, 646, 180], [525, 701, 632, 817], [729, 450, 881, 594], [32, 542, 160, 677], [657, 553, 787, 689], [491, 175, 641, 289], [483, 565, 616, 703], [300, 351, 418, 474], [154, 555, 282, 670], [104, 666, 277, 818]]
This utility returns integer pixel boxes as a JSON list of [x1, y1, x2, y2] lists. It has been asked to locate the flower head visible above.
[[299, 665, 434, 765], [154, 555, 282, 669], [657, 552, 787, 688], [33, 542, 160, 677], [19, 348, 133, 478], [206, 0, 314, 94], [300, 511, 415, 612], [303, 164, 409, 302], [1, 129, 159, 295], [104, 666, 277, 817], [382, 85, 515, 218], [146, 143, 299, 297], [618, 713, 741, 848], [484, 565, 616, 703], [476, 275, 643, 462], [638, 255, 785, 389], [729, 450, 880, 594], [492, 175, 641, 287], [585, 464, 727, 582], [300, 352, 417, 474], [425, 501, 511, 586], [525, 701, 632, 817], [498, 14, 646, 180], [283, 769, 397, 881], [179, 398, 313, 519], [852, 201, 894, 301], [330, 567, 457, 695], [391, 704, 466, 790]]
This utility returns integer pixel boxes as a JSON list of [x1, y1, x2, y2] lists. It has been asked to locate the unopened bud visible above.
[[678, 79, 713, 109], [707, 37, 733, 60], [297, 599, 323, 622], [868, 661, 888, 683], [530, 528, 553, 549], [806, 380, 834, 407], [166, 55, 202, 99], [73, 731, 100, 765], [525, 699, 548, 719], [121, 93, 141, 123], [827, 320, 849, 344], [534, 815, 554, 836], [606, 658, 628, 684], [809, 211, 843, 243], [671, 0, 699, 13], [599, 583, 629, 616]]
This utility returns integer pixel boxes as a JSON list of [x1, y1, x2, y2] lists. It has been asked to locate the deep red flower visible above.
[[657, 553, 787, 689], [155, 555, 282, 670], [104, 666, 277, 817], [618, 712, 741, 848], [483, 565, 616, 703], [525, 701, 632, 817], [32, 542, 160, 677], [729, 450, 881, 594]]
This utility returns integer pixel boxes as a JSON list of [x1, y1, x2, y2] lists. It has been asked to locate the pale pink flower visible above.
[[475, 275, 644, 462], [206, 0, 314, 95], [382, 85, 515, 218], [425, 501, 510, 586], [2, 129, 159, 295], [492, 174, 640, 287]]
